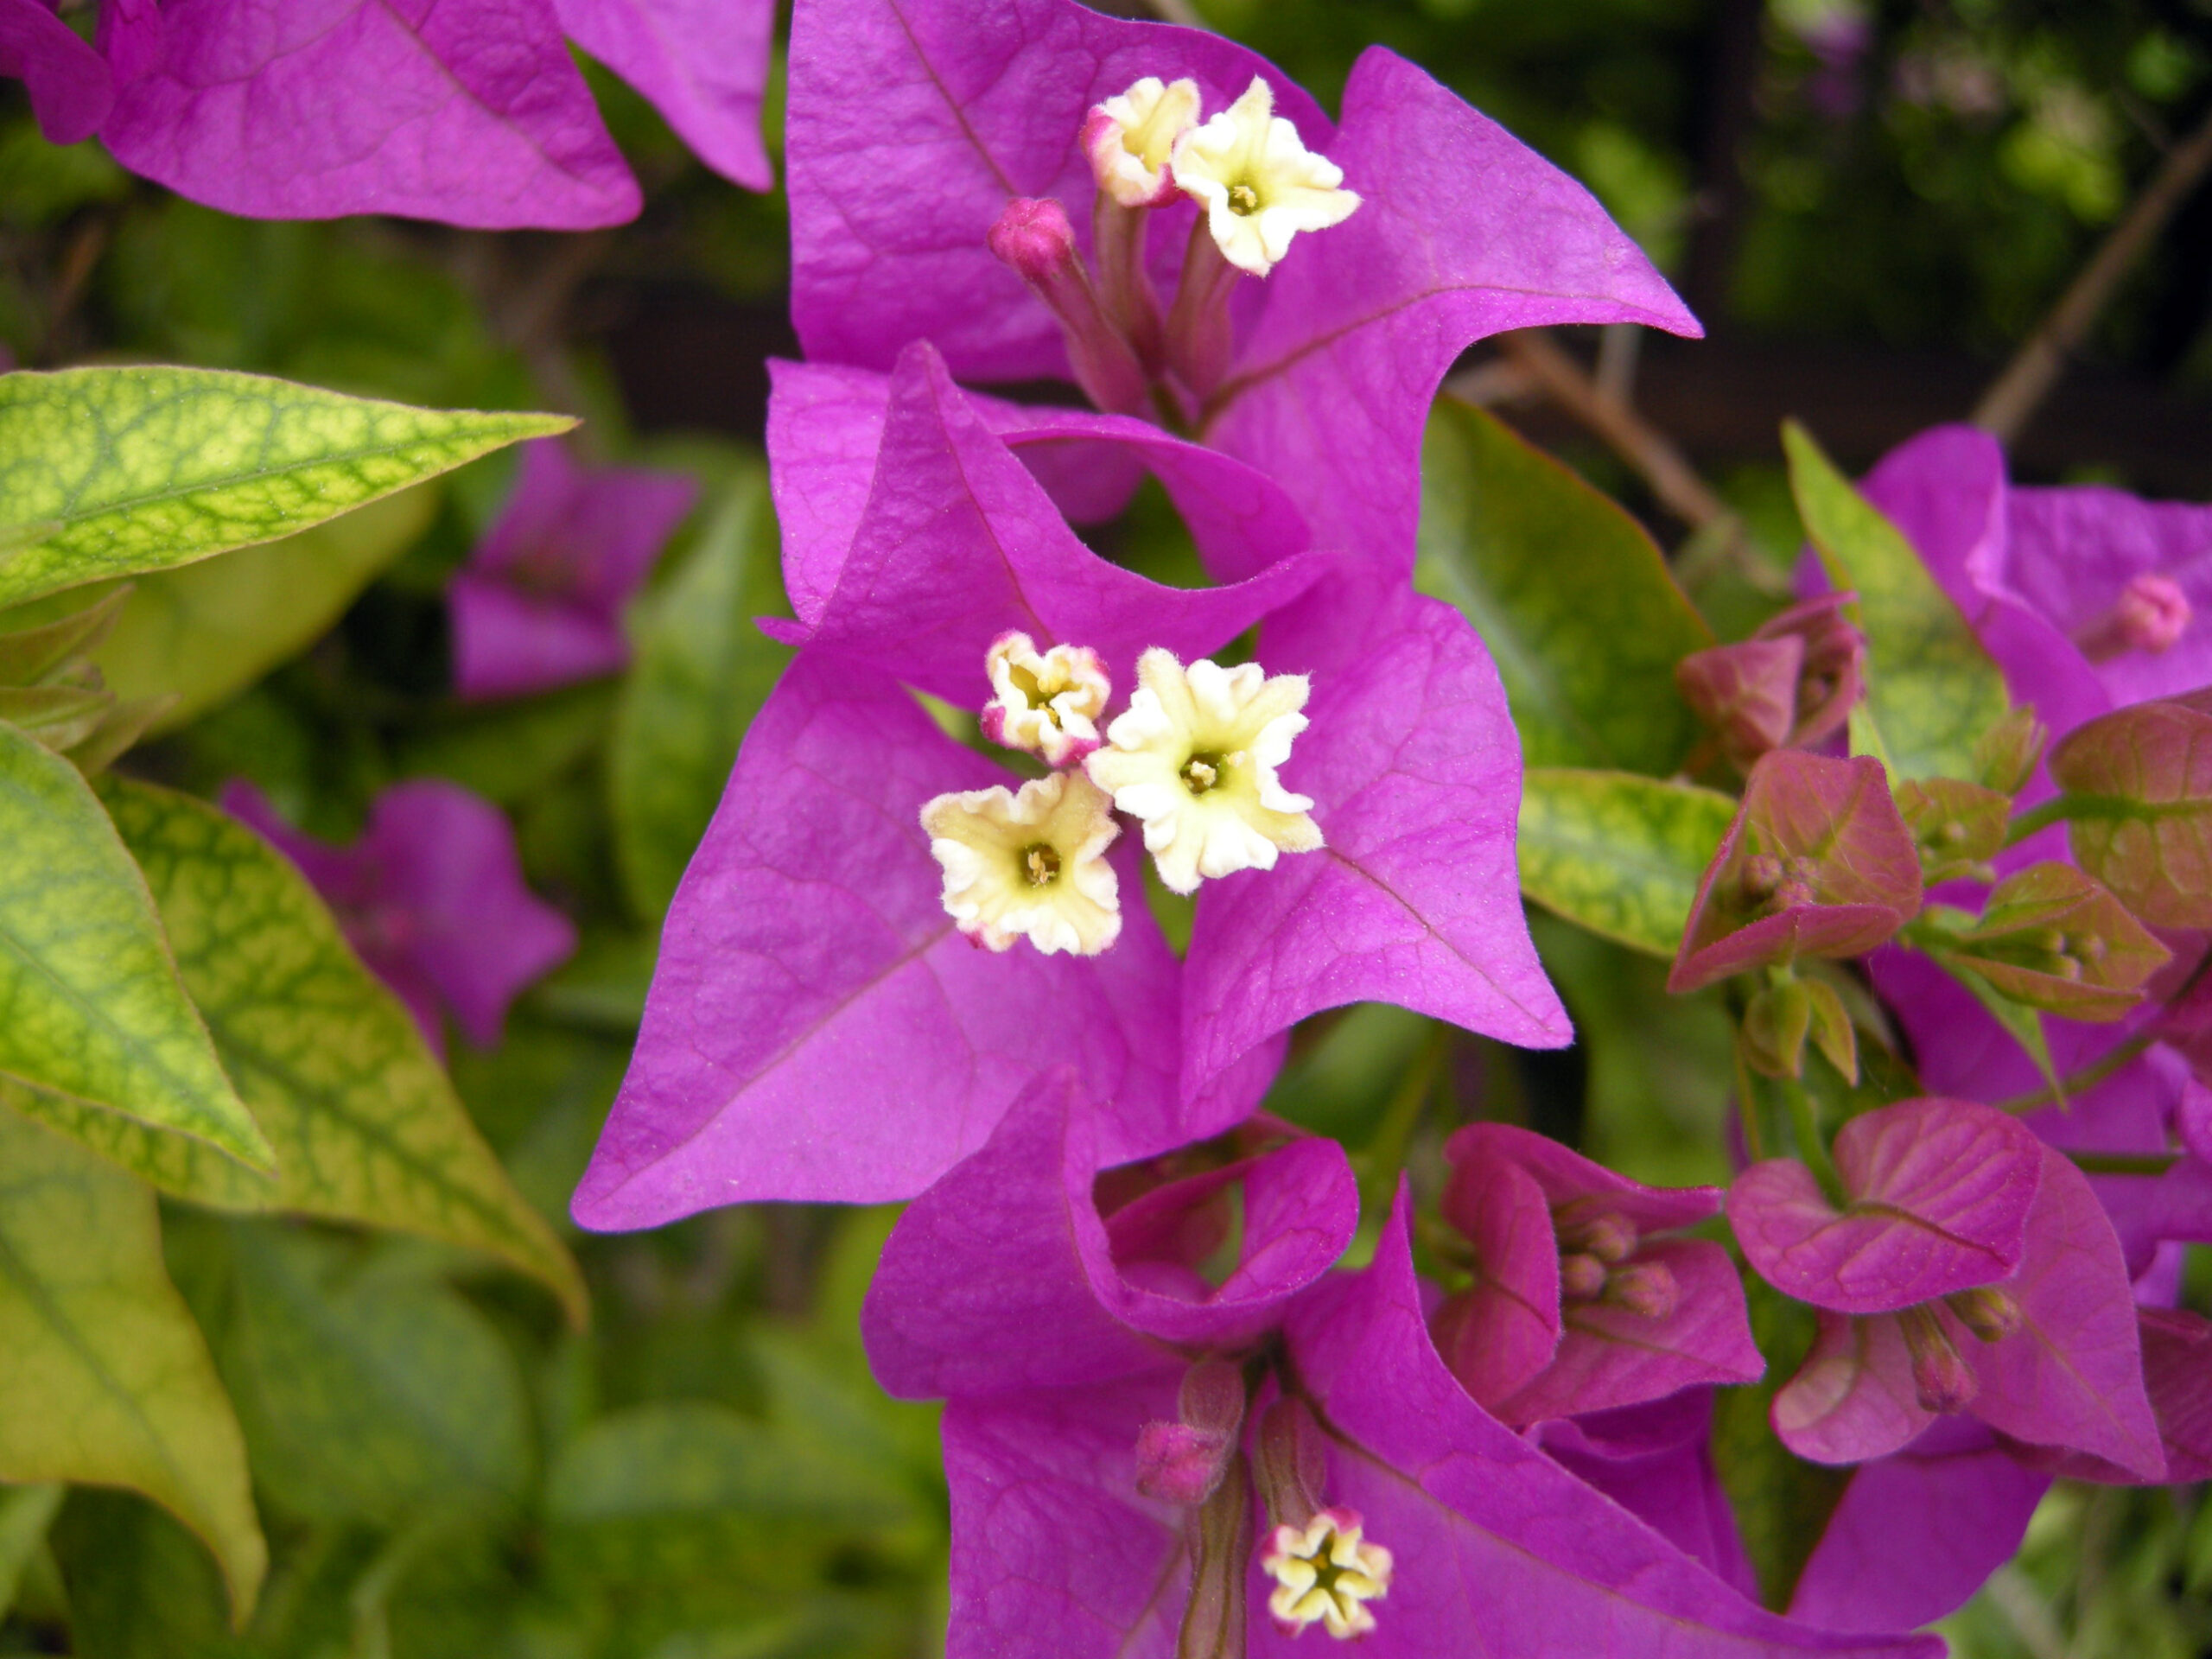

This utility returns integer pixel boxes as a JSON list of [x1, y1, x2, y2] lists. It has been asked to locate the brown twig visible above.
[[1974, 100, 2212, 444], [1146, 0, 1205, 26], [1472, 328, 1732, 529]]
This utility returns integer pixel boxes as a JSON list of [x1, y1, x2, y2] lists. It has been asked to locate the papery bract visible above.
[[861, 1070, 1939, 1659], [1943, 861, 2169, 1020], [1859, 425, 2212, 753], [220, 778, 575, 1054], [2046, 690, 2212, 928], [1728, 1097, 2042, 1315], [17, 0, 775, 228], [1739, 1122, 2164, 1478], [785, 0, 1698, 568], [1669, 751, 1923, 994], [1433, 1122, 1761, 1426], [574, 348, 1334, 1225], [449, 438, 698, 701], [1, 0, 110, 143], [1785, 1419, 2050, 1636]]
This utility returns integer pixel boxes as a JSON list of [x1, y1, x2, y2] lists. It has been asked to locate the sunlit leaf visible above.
[[1517, 767, 1738, 957], [1418, 400, 1713, 773], [0, 721, 268, 1170], [0, 366, 569, 607], [12, 779, 585, 1324], [0, 1106, 264, 1622], [1783, 422, 2007, 784]]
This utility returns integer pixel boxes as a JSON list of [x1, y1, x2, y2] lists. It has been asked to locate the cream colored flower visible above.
[[1262, 1508, 1393, 1640], [1170, 77, 1360, 276], [920, 769, 1121, 955], [1084, 647, 1322, 895], [1084, 76, 1204, 208], [978, 631, 1110, 766]]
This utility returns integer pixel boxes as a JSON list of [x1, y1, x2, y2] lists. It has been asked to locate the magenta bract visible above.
[[785, 0, 1697, 568], [862, 1071, 1939, 1659], [449, 438, 699, 702], [1730, 1097, 2043, 1315], [1, 0, 110, 143], [1670, 751, 1923, 993], [2046, 690, 2212, 929], [220, 777, 575, 1055], [6, 0, 774, 229], [1748, 1127, 2163, 1478], [1434, 1122, 1760, 1426], [1860, 424, 2212, 748]]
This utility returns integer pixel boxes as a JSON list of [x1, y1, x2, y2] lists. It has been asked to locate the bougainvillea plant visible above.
[[0, 0, 2207, 1654]]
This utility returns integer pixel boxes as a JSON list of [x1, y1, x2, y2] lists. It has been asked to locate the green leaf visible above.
[[0, 1106, 265, 1622], [1517, 768, 1738, 957], [12, 778, 586, 1325], [0, 366, 570, 608], [1417, 400, 1713, 772], [0, 585, 130, 683], [395, 680, 618, 808], [1783, 422, 2008, 783], [611, 467, 789, 917], [216, 1225, 532, 1526], [0, 721, 268, 1170], [86, 482, 437, 733], [546, 1402, 925, 1586], [0, 1483, 62, 1621]]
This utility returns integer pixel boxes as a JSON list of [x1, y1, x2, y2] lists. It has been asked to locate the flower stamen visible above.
[[922, 770, 1122, 955], [1262, 1507, 1393, 1640], [1085, 649, 1323, 895]]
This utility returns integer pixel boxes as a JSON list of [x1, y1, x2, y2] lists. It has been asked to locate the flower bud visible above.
[[1556, 1207, 1637, 1266], [2075, 573, 2192, 661], [1948, 861, 2169, 1022], [1976, 706, 2049, 798], [986, 197, 1150, 416], [1670, 752, 1922, 995], [1557, 1250, 1609, 1300], [1899, 1305, 1978, 1413], [1604, 1259, 1680, 1321], [1135, 1419, 1235, 1505], [1946, 1286, 2025, 1343], [1740, 978, 1814, 1080], [1675, 636, 1802, 772], [1896, 778, 2009, 885], [2048, 692, 2212, 928]]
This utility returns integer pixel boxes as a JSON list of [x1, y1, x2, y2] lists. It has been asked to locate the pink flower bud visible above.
[[1900, 1306, 1978, 1413], [985, 198, 1150, 416], [1135, 1419, 1233, 1504], [2076, 573, 2192, 661], [1558, 1251, 1609, 1300], [987, 196, 1080, 286], [1604, 1259, 1680, 1320], [1556, 1208, 1637, 1266]]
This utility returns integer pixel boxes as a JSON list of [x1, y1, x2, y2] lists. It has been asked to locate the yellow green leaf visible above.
[[0, 1105, 265, 1623], [0, 365, 569, 608]]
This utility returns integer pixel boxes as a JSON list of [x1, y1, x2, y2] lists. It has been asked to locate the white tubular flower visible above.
[[1083, 76, 1204, 208], [1170, 77, 1360, 276], [1262, 1508, 1393, 1640], [1084, 647, 1322, 895], [921, 770, 1122, 956], [978, 631, 1111, 766]]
